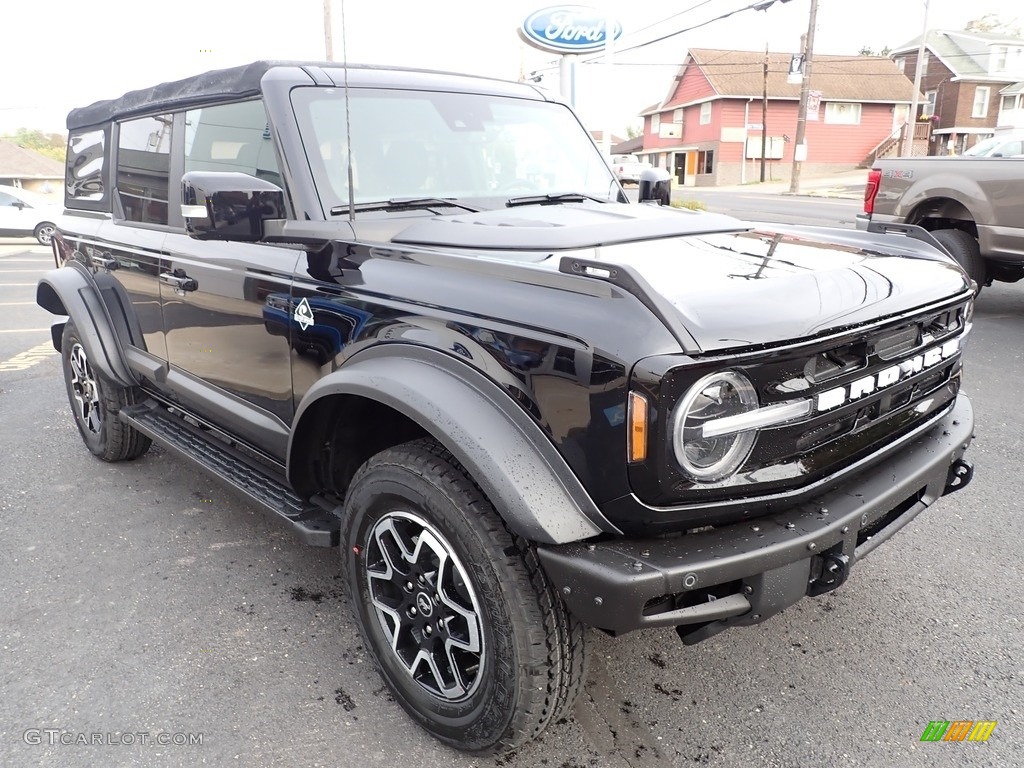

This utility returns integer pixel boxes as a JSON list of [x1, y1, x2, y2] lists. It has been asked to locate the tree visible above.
[[1, 128, 66, 163], [625, 123, 642, 140], [858, 45, 892, 57], [964, 14, 1021, 36]]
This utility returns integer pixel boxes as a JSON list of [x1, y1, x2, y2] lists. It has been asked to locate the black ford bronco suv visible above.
[[39, 61, 975, 753]]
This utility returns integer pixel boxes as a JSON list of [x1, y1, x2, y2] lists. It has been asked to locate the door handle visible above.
[[88, 252, 118, 271], [160, 271, 198, 292]]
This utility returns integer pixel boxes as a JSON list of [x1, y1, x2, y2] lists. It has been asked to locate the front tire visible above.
[[932, 228, 986, 293], [341, 439, 586, 754], [61, 322, 151, 461]]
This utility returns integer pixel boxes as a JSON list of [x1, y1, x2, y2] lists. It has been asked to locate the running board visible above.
[[119, 403, 339, 546]]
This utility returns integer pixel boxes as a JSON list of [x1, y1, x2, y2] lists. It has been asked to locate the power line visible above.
[[610, 0, 794, 57]]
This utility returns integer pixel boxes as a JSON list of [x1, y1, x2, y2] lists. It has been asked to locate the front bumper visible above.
[[537, 394, 974, 644]]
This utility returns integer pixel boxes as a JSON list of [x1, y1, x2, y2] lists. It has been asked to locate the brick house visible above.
[[890, 29, 1024, 155], [638, 48, 917, 186]]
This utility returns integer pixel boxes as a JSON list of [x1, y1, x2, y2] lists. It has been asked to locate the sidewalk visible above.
[[674, 168, 868, 200]]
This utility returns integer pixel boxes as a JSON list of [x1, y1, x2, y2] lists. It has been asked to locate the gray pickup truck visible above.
[[859, 156, 1024, 293]]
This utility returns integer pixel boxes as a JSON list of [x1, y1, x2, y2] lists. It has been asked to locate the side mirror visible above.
[[638, 167, 671, 206], [13, 201, 27, 210], [181, 171, 285, 241]]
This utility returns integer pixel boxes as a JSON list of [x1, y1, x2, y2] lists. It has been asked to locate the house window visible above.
[[700, 102, 711, 125], [895, 57, 905, 73], [973, 86, 991, 118], [651, 112, 660, 133], [117, 114, 172, 225], [697, 149, 714, 174], [673, 108, 683, 123], [923, 90, 937, 117], [992, 46, 1008, 71], [824, 102, 862, 125]]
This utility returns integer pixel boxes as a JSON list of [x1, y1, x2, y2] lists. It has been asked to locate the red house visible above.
[[639, 48, 918, 186]]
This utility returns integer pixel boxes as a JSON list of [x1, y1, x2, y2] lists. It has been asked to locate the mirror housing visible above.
[[638, 167, 671, 206], [181, 172, 285, 241]]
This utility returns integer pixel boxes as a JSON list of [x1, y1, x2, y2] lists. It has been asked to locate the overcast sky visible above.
[[1, 0, 1017, 138]]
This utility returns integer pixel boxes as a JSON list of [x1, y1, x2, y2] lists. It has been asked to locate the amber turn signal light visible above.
[[627, 391, 648, 463]]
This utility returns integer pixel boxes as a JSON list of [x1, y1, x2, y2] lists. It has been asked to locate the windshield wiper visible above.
[[329, 197, 480, 216], [505, 192, 610, 208]]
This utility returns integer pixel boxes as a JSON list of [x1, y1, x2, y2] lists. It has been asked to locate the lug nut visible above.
[[424, 625, 432, 636], [405, 581, 414, 591]]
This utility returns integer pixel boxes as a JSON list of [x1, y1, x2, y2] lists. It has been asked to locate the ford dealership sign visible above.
[[520, 6, 622, 54]]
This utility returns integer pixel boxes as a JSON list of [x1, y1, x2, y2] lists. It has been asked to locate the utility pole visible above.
[[323, 0, 334, 62], [788, 0, 818, 194], [760, 43, 768, 182], [902, 0, 932, 156]]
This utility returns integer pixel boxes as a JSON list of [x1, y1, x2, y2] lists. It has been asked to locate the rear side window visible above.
[[117, 115, 172, 225], [184, 101, 281, 187], [66, 129, 106, 204]]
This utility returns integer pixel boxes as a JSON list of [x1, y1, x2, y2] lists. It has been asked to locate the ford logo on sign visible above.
[[520, 6, 622, 54]]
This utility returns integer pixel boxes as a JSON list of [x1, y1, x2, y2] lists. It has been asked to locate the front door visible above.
[[158, 101, 298, 460]]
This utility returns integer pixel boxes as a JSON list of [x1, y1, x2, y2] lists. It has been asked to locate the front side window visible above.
[[117, 115, 171, 225], [184, 101, 280, 186], [291, 88, 617, 213], [699, 102, 712, 125]]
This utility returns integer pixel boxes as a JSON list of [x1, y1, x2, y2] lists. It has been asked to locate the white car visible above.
[[609, 154, 653, 185], [0, 185, 62, 245], [962, 132, 1024, 158]]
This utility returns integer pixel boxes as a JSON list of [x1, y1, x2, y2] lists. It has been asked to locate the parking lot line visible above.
[[0, 341, 57, 372], [0, 328, 51, 333]]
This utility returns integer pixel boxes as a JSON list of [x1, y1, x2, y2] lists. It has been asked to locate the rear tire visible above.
[[340, 438, 586, 754], [61, 322, 151, 461], [931, 228, 986, 294]]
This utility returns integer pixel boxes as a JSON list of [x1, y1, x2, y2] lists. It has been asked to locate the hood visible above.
[[389, 203, 969, 352], [598, 225, 970, 351]]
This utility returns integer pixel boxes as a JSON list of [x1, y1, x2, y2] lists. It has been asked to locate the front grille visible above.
[[646, 296, 970, 509]]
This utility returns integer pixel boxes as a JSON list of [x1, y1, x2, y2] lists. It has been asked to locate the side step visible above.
[[119, 403, 340, 546]]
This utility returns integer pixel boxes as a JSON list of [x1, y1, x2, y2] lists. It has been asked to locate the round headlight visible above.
[[672, 370, 758, 482]]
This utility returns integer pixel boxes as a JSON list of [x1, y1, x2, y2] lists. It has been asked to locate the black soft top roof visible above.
[[66, 60, 546, 130]]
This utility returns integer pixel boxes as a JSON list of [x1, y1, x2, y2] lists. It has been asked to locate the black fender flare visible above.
[[288, 344, 620, 544], [35, 263, 136, 387]]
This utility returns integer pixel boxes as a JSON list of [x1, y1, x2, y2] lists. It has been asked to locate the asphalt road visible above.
[[1, 225, 1021, 768]]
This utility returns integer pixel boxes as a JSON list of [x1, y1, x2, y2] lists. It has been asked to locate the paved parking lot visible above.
[[1, 236, 1021, 767]]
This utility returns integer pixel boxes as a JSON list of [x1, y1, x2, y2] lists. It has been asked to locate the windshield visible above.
[[291, 87, 619, 214]]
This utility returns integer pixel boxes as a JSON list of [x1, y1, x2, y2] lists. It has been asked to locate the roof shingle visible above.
[[665, 48, 917, 106]]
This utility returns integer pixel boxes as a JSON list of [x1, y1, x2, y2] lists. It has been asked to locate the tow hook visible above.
[[807, 550, 849, 597], [943, 458, 974, 496]]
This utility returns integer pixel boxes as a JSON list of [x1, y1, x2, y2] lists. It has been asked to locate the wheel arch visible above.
[[36, 264, 136, 386], [905, 196, 979, 237], [287, 344, 619, 545]]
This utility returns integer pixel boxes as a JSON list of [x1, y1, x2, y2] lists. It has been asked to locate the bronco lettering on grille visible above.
[[815, 338, 959, 412]]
